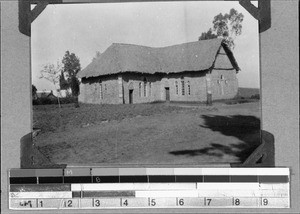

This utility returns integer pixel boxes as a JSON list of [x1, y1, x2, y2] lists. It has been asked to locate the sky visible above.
[[31, 1, 260, 93]]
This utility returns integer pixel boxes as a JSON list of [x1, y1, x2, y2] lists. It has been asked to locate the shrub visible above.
[[33, 97, 77, 105], [251, 94, 260, 99], [35, 97, 57, 105]]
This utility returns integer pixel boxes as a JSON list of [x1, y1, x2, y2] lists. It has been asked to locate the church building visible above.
[[77, 38, 240, 104]]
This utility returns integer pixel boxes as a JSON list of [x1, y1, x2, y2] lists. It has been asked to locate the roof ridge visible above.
[[111, 43, 153, 49], [158, 38, 223, 49], [110, 38, 223, 49]]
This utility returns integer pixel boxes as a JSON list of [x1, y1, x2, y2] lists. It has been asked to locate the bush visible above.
[[60, 97, 77, 104], [233, 94, 245, 100], [225, 98, 256, 105], [33, 97, 56, 105], [251, 94, 260, 99], [33, 97, 77, 105]]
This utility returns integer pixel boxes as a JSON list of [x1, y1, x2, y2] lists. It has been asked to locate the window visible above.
[[104, 84, 107, 92], [221, 75, 224, 80], [149, 82, 152, 96], [175, 81, 178, 95], [187, 81, 191, 95], [143, 77, 147, 97], [181, 77, 185, 96], [139, 83, 142, 97], [99, 83, 103, 99]]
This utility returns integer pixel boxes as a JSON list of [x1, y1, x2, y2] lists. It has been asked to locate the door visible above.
[[129, 89, 133, 104], [165, 87, 170, 101]]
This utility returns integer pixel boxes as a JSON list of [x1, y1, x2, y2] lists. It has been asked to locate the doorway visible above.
[[129, 89, 133, 104], [165, 87, 170, 101]]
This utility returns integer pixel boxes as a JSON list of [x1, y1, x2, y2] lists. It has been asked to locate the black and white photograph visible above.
[[31, 1, 260, 165], [1, 0, 299, 212]]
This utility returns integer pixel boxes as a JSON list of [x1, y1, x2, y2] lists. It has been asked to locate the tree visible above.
[[60, 51, 81, 99], [59, 70, 69, 90], [70, 76, 80, 108], [39, 62, 64, 130], [199, 8, 244, 49], [39, 62, 63, 107], [198, 28, 218, 41], [32, 84, 37, 99], [62, 51, 81, 77], [40, 62, 62, 87]]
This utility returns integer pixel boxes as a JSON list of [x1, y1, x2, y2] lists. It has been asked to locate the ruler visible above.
[[9, 167, 290, 209]]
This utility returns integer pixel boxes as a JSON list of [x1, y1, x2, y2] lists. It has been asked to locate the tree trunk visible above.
[[74, 96, 79, 108]]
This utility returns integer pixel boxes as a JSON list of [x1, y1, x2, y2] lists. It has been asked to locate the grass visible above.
[[33, 101, 261, 165], [33, 103, 183, 133]]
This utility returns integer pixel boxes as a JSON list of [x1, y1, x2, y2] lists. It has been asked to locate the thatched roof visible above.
[[78, 38, 240, 78]]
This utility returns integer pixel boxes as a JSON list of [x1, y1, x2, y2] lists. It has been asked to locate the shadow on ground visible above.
[[169, 115, 261, 162]]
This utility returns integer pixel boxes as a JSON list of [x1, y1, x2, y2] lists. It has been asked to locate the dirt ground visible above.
[[34, 101, 261, 165]]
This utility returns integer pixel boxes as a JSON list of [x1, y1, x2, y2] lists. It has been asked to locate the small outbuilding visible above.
[[77, 38, 240, 104]]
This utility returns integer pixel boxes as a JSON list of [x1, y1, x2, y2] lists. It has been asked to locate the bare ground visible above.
[[34, 102, 260, 165]]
